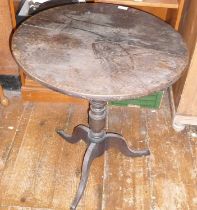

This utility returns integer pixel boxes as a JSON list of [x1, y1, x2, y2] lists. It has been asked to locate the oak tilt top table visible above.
[[12, 3, 188, 210]]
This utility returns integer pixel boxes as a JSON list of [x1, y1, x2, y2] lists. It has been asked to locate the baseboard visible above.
[[173, 114, 197, 126]]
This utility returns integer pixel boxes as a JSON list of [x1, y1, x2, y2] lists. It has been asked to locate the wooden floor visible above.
[[0, 92, 196, 210]]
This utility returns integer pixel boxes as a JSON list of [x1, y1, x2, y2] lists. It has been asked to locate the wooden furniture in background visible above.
[[166, 0, 185, 30], [96, 0, 185, 29], [95, 0, 179, 8], [172, 0, 197, 130], [0, 0, 18, 76]]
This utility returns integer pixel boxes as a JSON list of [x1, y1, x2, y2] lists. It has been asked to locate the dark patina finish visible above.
[[57, 100, 149, 209], [12, 3, 188, 210], [12, 3, 188, 101]]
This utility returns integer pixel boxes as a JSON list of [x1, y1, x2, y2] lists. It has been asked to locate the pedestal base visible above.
[[57, 101, 150, 210]]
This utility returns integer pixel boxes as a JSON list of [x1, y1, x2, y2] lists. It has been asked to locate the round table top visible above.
[[12, 3, 188, 101]]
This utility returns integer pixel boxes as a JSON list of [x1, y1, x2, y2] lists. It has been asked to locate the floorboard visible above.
[[0, 92, 196, 210]]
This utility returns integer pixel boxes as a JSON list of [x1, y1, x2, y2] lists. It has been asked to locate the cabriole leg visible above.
[[70, 142, 105, 210], [57, 100, 150, 210]]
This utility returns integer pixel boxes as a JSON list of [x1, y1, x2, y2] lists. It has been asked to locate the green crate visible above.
[[109, 91, 164, 109]]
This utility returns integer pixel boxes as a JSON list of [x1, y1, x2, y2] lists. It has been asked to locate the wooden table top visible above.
[[12, 3, 188, 101]]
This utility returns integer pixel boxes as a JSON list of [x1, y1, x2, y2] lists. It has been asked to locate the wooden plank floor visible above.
[[0, 92, 196, 210]]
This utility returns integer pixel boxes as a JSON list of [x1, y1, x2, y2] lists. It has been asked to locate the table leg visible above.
[[56, 125, 90, 144], [105, 132, 150, 157], [70, 142, 105, 210], [57, 100, 150, 210]]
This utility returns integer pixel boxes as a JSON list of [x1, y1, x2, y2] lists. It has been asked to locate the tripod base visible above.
[[57, 125, 150, 210]]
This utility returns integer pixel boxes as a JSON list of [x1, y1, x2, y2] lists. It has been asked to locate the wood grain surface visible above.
[[173, 0, 197, 117], [0, 93, 196, 209], [95, 0, 178, 8], [12, 3, 188, 101], [0, 0, 18, 75]]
